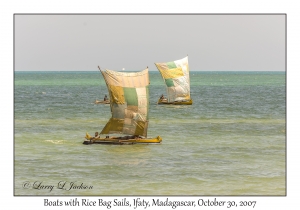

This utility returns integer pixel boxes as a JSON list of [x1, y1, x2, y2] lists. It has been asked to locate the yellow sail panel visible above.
[[134, 121, 148, 137], [100, 118, 148, 137], [158, 67, 184, 79], [100, 68, 150, 137], [100, 118, 124, 134], [108, 84, 125, 104]]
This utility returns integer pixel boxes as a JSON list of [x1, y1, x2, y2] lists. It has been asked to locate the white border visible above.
[[4, 0, 297, 209]]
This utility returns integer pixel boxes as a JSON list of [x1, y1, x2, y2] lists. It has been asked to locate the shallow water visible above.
[[14, 71, 286, 195]]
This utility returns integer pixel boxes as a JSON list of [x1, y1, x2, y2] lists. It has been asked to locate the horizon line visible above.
[[14, 70, 286, 72]]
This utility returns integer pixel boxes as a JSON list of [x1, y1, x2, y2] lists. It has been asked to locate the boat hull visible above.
[[94, 100, 110, 104], [83, 133, 162, 145], [157, 98, 193, 105]]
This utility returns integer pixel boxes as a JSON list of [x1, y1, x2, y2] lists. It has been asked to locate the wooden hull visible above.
[[83, 133, 162, 145], [157, 98, 193, 105], [94, 100, 110, 104]]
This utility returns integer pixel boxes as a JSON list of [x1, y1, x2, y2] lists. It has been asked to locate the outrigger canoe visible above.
[[83, 133, 162, 145], [94, 99, 110, 104], [157, 98, 193, 105], [84, 66, 162, 145]]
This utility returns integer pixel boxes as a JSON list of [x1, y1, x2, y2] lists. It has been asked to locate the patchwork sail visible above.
[[155, 56, 192, 105], [83, 67, 162, 145], [100, 68, 150, 137]]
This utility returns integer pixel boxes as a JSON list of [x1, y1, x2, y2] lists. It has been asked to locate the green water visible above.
[[14, 71, 286, 195]]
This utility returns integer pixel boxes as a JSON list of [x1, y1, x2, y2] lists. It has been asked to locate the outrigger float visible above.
[[155, 56, 193, 105], [83, 66, 162, 145]]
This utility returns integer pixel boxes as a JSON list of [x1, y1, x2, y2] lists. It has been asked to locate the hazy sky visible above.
[[15, 14, 285, 71]]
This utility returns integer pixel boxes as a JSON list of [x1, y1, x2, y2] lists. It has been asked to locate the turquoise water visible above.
[[14, 71, 286, 195]]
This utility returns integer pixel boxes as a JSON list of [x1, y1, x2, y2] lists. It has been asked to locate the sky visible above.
[[14, 14, 285, 71]]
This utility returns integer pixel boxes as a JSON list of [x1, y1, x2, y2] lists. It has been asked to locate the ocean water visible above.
[[14, 71, 286, 196]]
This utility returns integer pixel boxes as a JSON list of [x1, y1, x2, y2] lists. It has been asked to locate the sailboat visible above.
[[155, 56, 193, 105], [94, 99, 110, 104], [94, 96, 110, 105], [83, 66, 162, 145]]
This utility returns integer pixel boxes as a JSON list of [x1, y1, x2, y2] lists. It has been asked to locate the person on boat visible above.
[[90, 132, 100, 142], [104, 94, 108, 101], [95, 132, 100, 138], [91, 132, 99, 139], [160, 94, 164, 100]]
